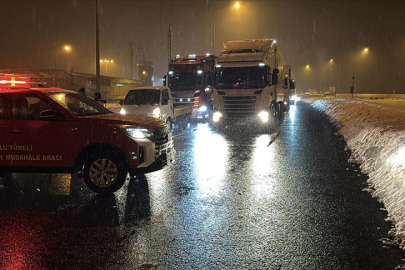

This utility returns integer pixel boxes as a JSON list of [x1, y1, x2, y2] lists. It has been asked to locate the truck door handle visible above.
[[10, 130, 24, 134]]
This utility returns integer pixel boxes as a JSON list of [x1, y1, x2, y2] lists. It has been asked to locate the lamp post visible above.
[[53, 45, 71, 87], [304, 64, 314, 93], [328, 59, 334, 80], [354, 47, 369, 93], [54, 45, 71, 70], [213, 2, 240, 55], [100, 59, 114, 76], [168, 24, 173, 65], [95, 0, 100, 92], [328, 59, 335, 95]]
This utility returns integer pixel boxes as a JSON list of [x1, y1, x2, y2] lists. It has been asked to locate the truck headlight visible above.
[[152, 107, 161, 118], [213, 111, 222, 122], [120, 108, 126, 115], [198, 105, 207, 112], [258, 111, 269, 123], [122, 127, 153, 139]]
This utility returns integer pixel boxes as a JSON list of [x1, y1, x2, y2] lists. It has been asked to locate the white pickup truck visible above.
[[111, 86, 193, 130]]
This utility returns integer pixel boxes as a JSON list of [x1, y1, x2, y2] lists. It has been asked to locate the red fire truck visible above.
[[0, 79, 175, 194], [164, 54, 216, 122]]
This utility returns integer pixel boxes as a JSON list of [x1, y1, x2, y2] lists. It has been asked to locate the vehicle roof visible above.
[[221, 38, 276, 54], [170, 54, 216, 62]]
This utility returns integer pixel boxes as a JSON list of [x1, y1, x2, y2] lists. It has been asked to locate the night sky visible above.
[[1, 0, 404, 93]]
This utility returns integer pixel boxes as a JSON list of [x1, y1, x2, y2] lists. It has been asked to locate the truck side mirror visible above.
[[163, 75, 167, 86], [119, 99, 124, 105]]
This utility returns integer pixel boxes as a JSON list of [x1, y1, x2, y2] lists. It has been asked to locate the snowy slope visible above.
[[309, 97, 405, 249]]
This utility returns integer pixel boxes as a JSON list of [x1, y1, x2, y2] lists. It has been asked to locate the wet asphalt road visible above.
[[1, 101, 405, 269]]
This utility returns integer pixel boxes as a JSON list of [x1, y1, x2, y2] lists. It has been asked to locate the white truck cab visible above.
[[212, 38, 293, 130]]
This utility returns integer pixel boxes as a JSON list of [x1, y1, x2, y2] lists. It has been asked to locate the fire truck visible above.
[[212, 39, 295, 130], [164, 54, 217, 122], [0, 78, 174, 194]]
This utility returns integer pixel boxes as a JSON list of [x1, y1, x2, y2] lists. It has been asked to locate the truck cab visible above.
[[165, 54, 216, 122], [212, 38, 292, 129]]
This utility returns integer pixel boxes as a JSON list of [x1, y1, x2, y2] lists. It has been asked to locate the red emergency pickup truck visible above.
[[0, 85, 174, 193]]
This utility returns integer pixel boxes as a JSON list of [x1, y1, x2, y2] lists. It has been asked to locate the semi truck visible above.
[[117, 86, 193, 130], [212, 38, 295, 129], [164, 54, 217, 122]]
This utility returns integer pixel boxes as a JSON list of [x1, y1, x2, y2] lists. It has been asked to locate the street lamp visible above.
[[54, 45, 71, 70], [100, 59, 114, 76], [328, 59, 334, 81], [304, 64, 315, 93], [327, 59, 336, 96], [355, 47, 371, 93], [213, 2, 241, 54]]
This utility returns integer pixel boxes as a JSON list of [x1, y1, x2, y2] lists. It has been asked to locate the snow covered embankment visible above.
[[311, 99, 405, 249]]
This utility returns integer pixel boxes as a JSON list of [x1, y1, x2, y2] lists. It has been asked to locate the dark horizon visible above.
[[1, 0, 404, 93]]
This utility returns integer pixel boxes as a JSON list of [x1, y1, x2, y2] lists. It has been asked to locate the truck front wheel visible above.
[[81, 152, 128, 193], [166, 118, 173, 130]]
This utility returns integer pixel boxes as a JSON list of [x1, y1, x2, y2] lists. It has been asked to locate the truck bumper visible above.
[[190, 111, 210, 121], [212, 110, 274, 127]]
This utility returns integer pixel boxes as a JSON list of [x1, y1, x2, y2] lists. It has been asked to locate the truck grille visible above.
[[152, 126, 174, 158], [222, 95, 257, 118]]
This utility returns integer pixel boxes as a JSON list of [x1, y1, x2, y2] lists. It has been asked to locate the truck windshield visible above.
[[168, 73, 204, 91], [124, 89, 160, 105], [215, 66, 267, 89], [46, 92, 111, 116]]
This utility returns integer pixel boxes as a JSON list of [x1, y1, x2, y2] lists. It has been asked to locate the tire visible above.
[[270, 103, 276, 118], [81, 151, 128, 194], [270, 102, 281, 126], [166, 118, 173, 130], [178, 113, 190, 128]]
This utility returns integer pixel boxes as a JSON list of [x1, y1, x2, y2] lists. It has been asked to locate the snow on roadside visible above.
[[311, 98, 405, 249]]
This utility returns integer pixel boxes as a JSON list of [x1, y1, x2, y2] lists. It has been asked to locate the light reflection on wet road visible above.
[[1, 102, 405, 269]]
